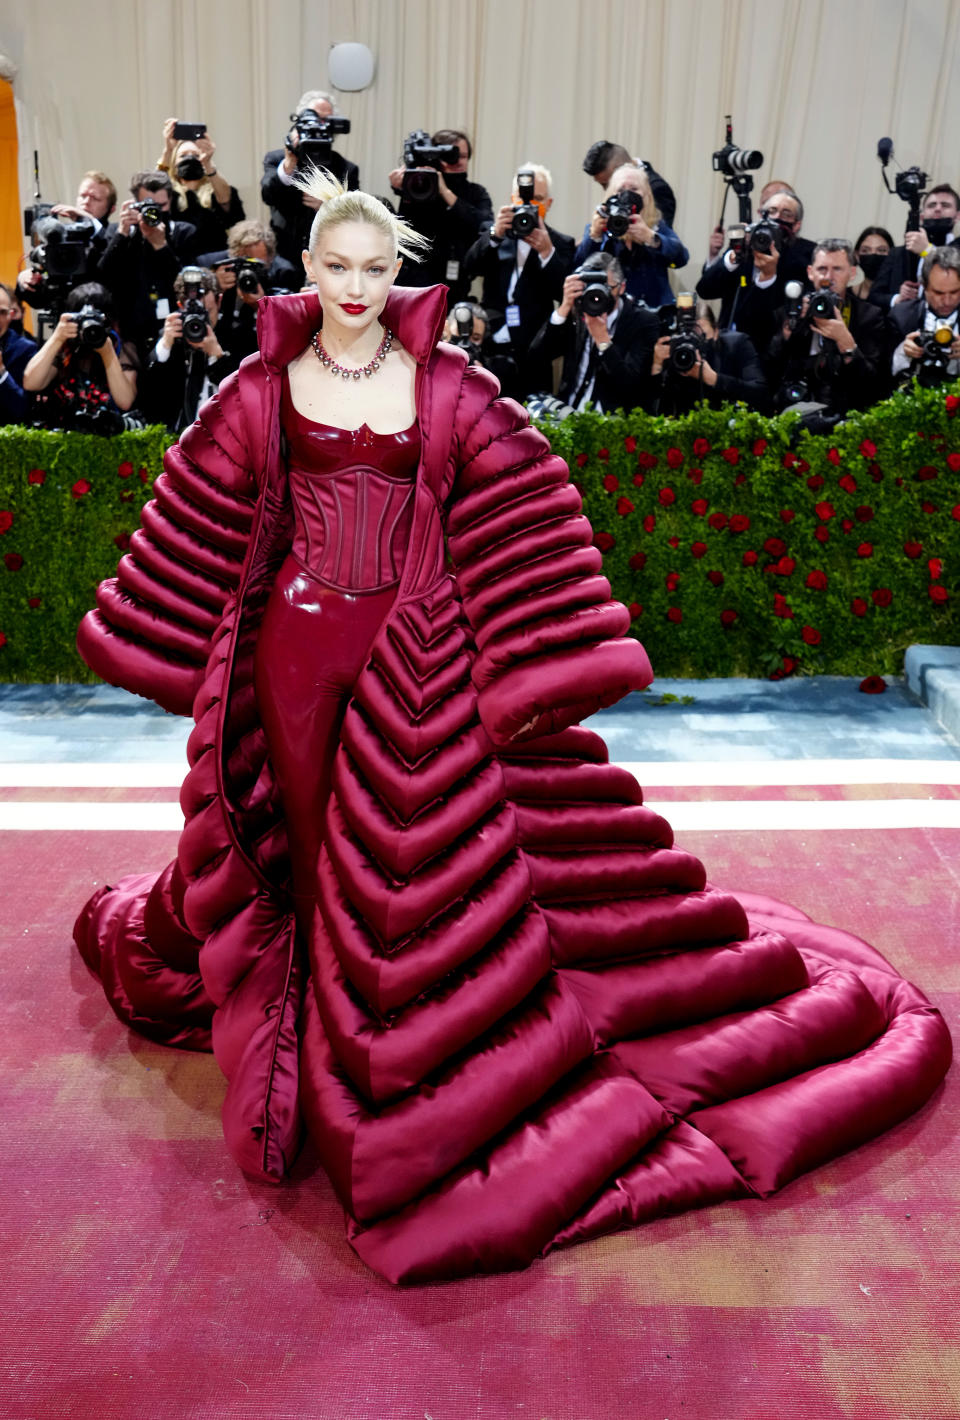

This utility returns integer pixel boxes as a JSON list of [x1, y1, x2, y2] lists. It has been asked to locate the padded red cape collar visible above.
[[255, 283, 450, 372]]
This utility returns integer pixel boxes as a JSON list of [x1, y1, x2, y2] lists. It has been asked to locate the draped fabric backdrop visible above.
[[2, 0, 960, 287]]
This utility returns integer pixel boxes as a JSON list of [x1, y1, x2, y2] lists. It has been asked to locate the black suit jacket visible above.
[[262, 148, 360, 273], [392, 175, 494, 300], [640, 159, 677, 227], [767, 290, 890, 412], [655, 331, 770, 415], [96, 221, 199, 352], [867, 246, 920, 310], [697, 236, 815, 356], [529, 295, 660, 413]]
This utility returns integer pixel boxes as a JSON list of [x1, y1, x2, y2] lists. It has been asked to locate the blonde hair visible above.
[[294, 168, 431, 263], [227, 218, 277, 261], [169, 140, 215, 210], [606, 162, 661, 228]]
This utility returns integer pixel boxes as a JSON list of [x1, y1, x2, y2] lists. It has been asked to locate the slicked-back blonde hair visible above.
[[294, 168, 431, 263]]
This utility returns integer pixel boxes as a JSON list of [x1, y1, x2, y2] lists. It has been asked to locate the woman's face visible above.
[[857, 233, 891, 259], [304, 221, 401, 335]]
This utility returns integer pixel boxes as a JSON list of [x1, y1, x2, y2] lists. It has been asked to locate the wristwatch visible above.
[[488, 224, 501, 246], [596, 340, 612, 354]]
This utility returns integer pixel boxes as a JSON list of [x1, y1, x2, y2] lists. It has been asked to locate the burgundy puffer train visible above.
[[74, 285, 951, 1284]]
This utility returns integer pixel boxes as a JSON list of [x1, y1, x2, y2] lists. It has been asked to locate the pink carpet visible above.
[[2, 792, 958, 1418]]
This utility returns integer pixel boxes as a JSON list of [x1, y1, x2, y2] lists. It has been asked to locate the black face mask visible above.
[[924, 217, 955, 246], [176, 157, 206, 182], [857, 253, 887, 280]]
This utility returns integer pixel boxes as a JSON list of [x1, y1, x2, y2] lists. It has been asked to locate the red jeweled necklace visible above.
[[311, 326, 394, 380]]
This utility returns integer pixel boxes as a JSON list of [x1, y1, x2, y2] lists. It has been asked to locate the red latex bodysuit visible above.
[[254, 378, 421, 924]]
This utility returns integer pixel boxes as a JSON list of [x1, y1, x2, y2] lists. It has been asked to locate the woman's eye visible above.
[[368, 267, 385, 276], [327, 263, 344, 272]]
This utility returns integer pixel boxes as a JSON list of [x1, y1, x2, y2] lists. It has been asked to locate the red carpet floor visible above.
[[2, 790, 959, 1419]]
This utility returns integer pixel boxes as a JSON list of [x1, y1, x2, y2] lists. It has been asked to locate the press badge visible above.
[[155, 298, 170, 320], [445, 260, 460, 283], [505, 304, 521, 328]]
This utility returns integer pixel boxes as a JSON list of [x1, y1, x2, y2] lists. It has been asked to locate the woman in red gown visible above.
[[74, 173, 951, 1284]]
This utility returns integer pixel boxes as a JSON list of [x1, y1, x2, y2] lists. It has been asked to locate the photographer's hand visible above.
[[589, 209, 607, 242], [436, 172, 457, 208], [896, 279, 920, 305], [753, 249, 780, 281], [161, 313, 183, 351], [812, 313, 855, 352], [283, 128, 300, 177], [214, 264, 237, 294], [651, 335, 671, 376], [708, 225, 724, 260], [141, 219, 167, 250], [22, 315, 79, 392], [681, 352, 717, 386], [583, 312, 611, 347], [118, 199, 140, 237], [239, 283, 265, 307], [388, 167, 406, 195], [159, 117, 178, 169], [493, 205, 513, 240], [626, 214, 658, 249], [524, 216, 554, 262], [902, 330, 924, 361], [904, 227, 930, 256], [196, 326, 224, 359], [558, 274, 584, 320]]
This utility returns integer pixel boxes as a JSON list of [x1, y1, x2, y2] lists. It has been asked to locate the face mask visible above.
[[857, 253, 887, 280], [924, 217, 955, 246], [176, 157, 206, 182]]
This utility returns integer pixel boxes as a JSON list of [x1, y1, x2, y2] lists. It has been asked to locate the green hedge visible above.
[[1, 382, 959, 684]]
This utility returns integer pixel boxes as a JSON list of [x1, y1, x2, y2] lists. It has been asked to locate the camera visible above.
[[663, 292, 704, 374], [446, 302, 484, 364], [747, 217, 786, 256], [602, 188, 642, 239], [573, 266, 616, 318], [132, 200, 164, 228], [877, 138, 929, 233], [70, 303, 110, 349], [512, 170, 539, 238], [288, 109, 351, 170], [400, 129, 460, 202], [808, 290, 839, 321], [179, 267, 210, 342], [914, 324, 954, 387], [223, 257, 269, 296], [712, 132, 763, 178]]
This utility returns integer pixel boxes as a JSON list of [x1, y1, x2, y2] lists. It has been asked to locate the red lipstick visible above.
[[340, 303, 368, 314]]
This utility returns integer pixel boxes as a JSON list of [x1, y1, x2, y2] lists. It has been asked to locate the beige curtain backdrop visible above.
[[3, 0, 960, 284]]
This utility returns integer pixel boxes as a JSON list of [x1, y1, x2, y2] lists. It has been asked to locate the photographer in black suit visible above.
[[262, 90, 360, 277], [463, 163, 575, 396], [140, 266, 235, 432], [766, 239, 889, 416], [868, 184, 960, 311], [528, 252, 658, 413], [697, 190, 814, 358], [651, 300, 769, 414], [891, 245, 960, 386], [388, 130, 493, 301]]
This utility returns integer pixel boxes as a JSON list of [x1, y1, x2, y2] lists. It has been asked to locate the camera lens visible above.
[[511, 207, 538, 237]]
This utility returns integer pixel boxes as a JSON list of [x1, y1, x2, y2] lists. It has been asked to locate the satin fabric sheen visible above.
[[72, 284, 951, 1284]]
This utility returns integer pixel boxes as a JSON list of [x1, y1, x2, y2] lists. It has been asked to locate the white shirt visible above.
[[552, 300, 622, 410], [891, 304, 960, 378]]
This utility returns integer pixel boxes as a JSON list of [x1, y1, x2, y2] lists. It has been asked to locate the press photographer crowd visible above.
[[2, 96, 959, 437]]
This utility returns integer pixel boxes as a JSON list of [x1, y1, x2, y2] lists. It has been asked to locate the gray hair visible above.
[[811, 238, 855, 262], [580, 250, 625, 286], [296, 89, 338, 115], [922, 244, 960, 283]]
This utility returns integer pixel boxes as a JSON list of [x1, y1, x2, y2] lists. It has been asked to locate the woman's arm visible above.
[[22, 314, 75, 391], [97, 340, 138, 410]]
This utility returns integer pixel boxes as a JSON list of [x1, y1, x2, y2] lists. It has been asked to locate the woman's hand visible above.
[[589, 208, 606, 242], [626, 214, 657, 249], [197, 134, 217, 173], [53, 313, 79, 347], [160, 117, 177, 165]]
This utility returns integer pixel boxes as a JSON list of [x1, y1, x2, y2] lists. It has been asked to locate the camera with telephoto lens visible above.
[[22, 217, 94, 318], [914, 323, 954, 387], [511, 170, 539, 237], [401, 129, 460, 202], [602, 188, 643, 239], [288, 109, 351, 170], [663, 292, 704, 374], [70, 304, 110, 348], [808, 290, 839, 321], [447, 302, 484, 364], [132, 199, 164, 228], [712, 132, 763, 178], [179, 267, 210, 342], [573, 266, 616, 318], [746, 217, 786, 256]]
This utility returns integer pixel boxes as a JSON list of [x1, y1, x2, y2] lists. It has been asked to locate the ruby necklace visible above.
[[312, 327, 394, 380]]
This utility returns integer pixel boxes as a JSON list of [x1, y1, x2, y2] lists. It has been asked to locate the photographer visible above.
[[262, 91, 359, 278], [388, 129, 493, 301], [697, 190, 814, 358], [574, 164, 688, 311], [462, 163, 574, 397], [141, 267, 234, 432], [22, 282, 139, 434], [18, 171, 118, 311], [0, 283, 38, 425], [868, 184, 959, 310], [96, 171, 199, 354], [582, 141, 677, 228], [650, 299, 769, 415], [156, 120, 245, 255], [203, 221, 294, 365], [767, 238, 888, 416], [528, 251, 659, 414], [891, 245, 960, 387], [440, 300, 521, 398]]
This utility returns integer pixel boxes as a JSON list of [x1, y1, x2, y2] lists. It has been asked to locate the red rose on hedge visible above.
[[815, 502, 835, 520], [917, 465, 939, 480], [643, 514, 656, 532], [667, 536, 680, 548], [691, 541, 708, 558], [721, 446, 740, 464], [616, 496, 634, 516], [708, 511, 728, 530], [0, 631, 6, 647], [689, 468, 704, 485], [872, 587, 892, 607], [628, 551, 647, 570], [658, 487, 676, 506], [859, 439, 877, 458], [729, 513, 750, 532], [953, 505, 960, 520], [692, 437, 710, 457], [859, 676, 886, 694], [838, 474, 857, 493], [594, 532, 615, 552], [628, 601, 642, 617], [667, 606, 682, 623], [851, 597, 867, 616], [27, 597, 41, 609], [575, 453, 589, 468], [72, 480, 91, 498], [947, 453, 960, 472], [903, 541, 923, 558], [855, 505, 874, 522], [827, 448, 842, 466], [772, 593, 794, 619], [28, 469, 46, 485], [117, 461, 134, 478], [595, 449, 609, 463], [770, 655, 798, 680], [603, 472, 619, 491], [922, 501, 937, 513], [707, 570, 724, 586], [796, 457, 810, 474], [930, 584, 949, 604], [764, 536, 786, 556], [857, 542, 873, 558], [742, 549, 758, 566], [691, 497, 708, 515], [802, 625, 821, 645], [632, 472, 645, 487], [734, 472, 746, 486], [4, 553, 23, 571], [814, 526, 830, 543], [946, 394, 960, 415], [720, 609, 738, 626], [666, 447, 684, 468], [842, 519, 854, 532], [752, 438, 767, 457], [0, 511, 12, 534], [624, 436, 637, 453], [775, 556, 796, 576], [665, 572, 680, 591], [780, 508, 795, 523], [928, 557, 943, 579], [806, 569, 827, 589], [113, 533, 131, 551], [782, 451, 797, 469], [638, 451, 658, 469], [807, 474, 825, 490]]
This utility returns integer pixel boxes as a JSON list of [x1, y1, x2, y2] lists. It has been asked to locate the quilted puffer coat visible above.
[[74, 284, 951, 1284]]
